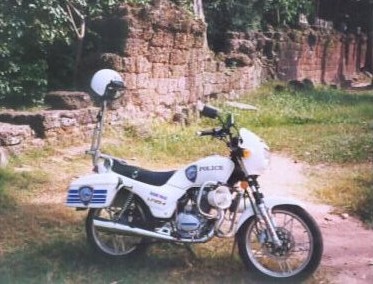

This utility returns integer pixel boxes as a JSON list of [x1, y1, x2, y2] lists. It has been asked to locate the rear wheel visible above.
[[237, 205, 323, 282], [86, 196, 150, 259]]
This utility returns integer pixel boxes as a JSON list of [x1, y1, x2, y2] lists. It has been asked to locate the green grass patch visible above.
[[227, 85, 373, 164], [0, 167, 50, 211], [0, 168, 16, 212], [313, 164, 373, 227], [103, 122, 227, 167]]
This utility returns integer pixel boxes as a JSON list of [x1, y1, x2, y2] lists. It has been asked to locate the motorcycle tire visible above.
[[86, 196, 150, 260], [237, 204, 323, 282]]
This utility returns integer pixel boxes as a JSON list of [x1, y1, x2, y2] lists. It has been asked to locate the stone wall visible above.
[[276, 30, 367, 85], [81, 1, 265, 122]]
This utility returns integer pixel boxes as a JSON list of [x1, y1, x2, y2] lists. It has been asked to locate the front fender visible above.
[[66, 173, 121, 208], [236, 196, 305, 230]]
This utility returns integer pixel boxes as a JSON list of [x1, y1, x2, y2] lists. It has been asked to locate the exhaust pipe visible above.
[[93, 219, 214, 243]]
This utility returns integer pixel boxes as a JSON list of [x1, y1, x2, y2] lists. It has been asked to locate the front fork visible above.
[[248, 177, 282, 247]]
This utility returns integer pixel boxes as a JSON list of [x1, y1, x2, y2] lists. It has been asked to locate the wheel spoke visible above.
[[87, 200, 148, 257], [119, 236, 127, 253], [252, 248, 266, 258], [277, 259, 293, 274], [281, 214, 295, 231]]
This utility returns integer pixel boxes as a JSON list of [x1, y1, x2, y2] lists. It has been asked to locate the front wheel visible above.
[[237, 205, 323, 282]]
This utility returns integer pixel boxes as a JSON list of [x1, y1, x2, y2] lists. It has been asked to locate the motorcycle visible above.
[[66, 69, 323, 282]]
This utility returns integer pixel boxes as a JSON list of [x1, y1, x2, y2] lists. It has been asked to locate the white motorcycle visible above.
[[66, 69, 323, 282]]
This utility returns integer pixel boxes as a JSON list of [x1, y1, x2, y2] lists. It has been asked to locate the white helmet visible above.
[[90, 69, 124, 98]]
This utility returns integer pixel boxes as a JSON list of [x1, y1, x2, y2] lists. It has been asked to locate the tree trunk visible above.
[[66, 2, 85, 88], [366, 0, 373, 84], [193, 0, 208, 48], [193, 0, 205, 21]]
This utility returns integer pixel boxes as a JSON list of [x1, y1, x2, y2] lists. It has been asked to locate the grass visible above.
[[310, 163, 373, 225], [227, 84, 373, 164], [0, 83, 372, 282]]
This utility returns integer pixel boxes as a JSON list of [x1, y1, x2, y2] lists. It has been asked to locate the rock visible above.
[[302, 78, 314, 90], [324, 216, 333, 221], [288, 80, 306, 91], [340, 213, 349, 219], [0, 122, 34, 146], [45, 91, 92, 110]]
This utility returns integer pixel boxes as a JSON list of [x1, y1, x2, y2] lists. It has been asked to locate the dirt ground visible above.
[[260, 154, 373, 284]]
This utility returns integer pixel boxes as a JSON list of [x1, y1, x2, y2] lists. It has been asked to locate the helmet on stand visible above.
[[90, 69, 125, 100]]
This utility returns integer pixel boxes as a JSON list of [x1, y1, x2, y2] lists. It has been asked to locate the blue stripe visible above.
[[67, 189, 107, 193], [94, 190, 107, 194], [66, 189, 108, 205], [67, 200, 106, 204]]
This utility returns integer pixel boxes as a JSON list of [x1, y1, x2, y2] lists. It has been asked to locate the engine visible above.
[[175, 197, 209, 239], [175, 184, 233, 239]]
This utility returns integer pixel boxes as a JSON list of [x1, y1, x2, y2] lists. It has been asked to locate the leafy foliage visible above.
[[0, 0, 71, 107], [0, 0, 151, 107], [263, 0, 314, 26], [203, 0, 315, 51]]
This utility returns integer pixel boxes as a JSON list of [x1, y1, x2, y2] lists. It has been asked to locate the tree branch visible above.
[[66, 1, 85, 39]]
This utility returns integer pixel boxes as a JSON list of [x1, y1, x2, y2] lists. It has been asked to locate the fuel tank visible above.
[[167, 155, 235, 189]]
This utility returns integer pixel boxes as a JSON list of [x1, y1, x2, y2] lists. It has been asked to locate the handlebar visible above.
[[197, 103, 241, 140], [197, 127, 226, 138]]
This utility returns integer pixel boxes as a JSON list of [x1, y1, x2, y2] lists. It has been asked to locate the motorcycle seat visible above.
[[112, 159, 175, 187]]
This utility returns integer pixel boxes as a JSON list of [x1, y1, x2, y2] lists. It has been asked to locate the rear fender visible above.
[[66, 173, 121, 208], [236, 196, 304, 230]]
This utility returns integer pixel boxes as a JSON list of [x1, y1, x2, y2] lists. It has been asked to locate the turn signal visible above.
[[240, 180, 249, 189], [242, 149, 251, 158]]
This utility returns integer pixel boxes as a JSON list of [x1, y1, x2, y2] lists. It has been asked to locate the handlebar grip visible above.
[[197, 129, 215, 136], [197, 127, 225, 137]]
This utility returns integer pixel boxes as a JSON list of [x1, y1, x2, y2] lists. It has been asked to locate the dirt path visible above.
[[260, 154, 373, 283]]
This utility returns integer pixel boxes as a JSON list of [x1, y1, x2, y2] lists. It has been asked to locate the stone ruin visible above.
[[0, 0, 368, 165]]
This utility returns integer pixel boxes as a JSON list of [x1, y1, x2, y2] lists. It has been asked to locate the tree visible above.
[[0, 0, 70, 106]]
